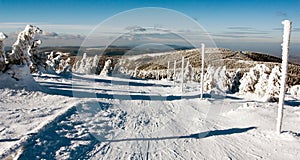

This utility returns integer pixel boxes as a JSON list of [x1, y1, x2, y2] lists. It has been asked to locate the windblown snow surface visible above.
[[0, 73, 300, 159]]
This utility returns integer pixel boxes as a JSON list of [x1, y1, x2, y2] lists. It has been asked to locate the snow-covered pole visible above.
[[173, 60, 176, 84], [181, 56, 185, 93], [167, 61, 170, 79], [200, 43, 205, 99], [277, 20, 292, 134]]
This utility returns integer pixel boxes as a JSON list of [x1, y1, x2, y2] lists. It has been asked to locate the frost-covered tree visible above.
[[264, 65, 281, 102], [8, 25, 42, 65], [132, 66, 139, 78], [184, 60, 193, 82], [57, 58, 71, 74], [290, 85, 300, 98], [74, 53, 88, 73], [215, 66, 231, 92], [255, 73, 269, 97], [0, 25, 42, 90], [73, 53, 98, 74], [91, 55, 100, 74], [44, 52, 71, 74], [203, 65, 215, 91], [239, 64, 270, 94], [0, 32, 8, 71], [29, 40, 47, 73], [229, 68, 241, 93], [100, 59, 112, 76]]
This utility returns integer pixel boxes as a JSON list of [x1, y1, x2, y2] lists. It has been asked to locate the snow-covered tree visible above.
[[132, 66, 139, 78], [203, 65, 215, 91], [8, 25, 42, 65], [264, 65, 281, 102], [215, 66, 231, 92], [290, 85, 300, 98], [57, 58, 71, 74], [73, 53, 99, 74], [255, 73, 269, 97], [29, 40, 47, 73], [91, 55, 100, 74], [239, 64, 270, 94], [74, 53, 88, 73], [229, 68, 241, 93], [0, 25, 42, 90], [100, 59, 112, 76], [0, 32, 8, 71], [184, 60, 193, 82]]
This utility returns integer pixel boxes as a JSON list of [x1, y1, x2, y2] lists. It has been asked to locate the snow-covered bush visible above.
[[290, 85, 300, 98], [239, 64, 270, 94], [0, 64, 40, 90], [0, 32, 8, 71], [100, 59, 112, 76], [263, 65, 281, 102]]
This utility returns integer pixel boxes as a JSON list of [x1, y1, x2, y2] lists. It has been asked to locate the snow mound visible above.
[[0, 65, 40, 90]]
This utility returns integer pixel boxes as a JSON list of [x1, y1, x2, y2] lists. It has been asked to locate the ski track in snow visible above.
[[0, 73, 300, 159]]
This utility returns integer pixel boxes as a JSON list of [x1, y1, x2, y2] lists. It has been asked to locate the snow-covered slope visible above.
[[0, 73, 299, 159]]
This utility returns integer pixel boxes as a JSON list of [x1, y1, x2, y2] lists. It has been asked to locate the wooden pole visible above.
[[277, 20, 292, 134]]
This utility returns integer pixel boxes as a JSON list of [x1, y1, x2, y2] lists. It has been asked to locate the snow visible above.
[[0, 65, 40, 90], [0, 73, 299, 159]]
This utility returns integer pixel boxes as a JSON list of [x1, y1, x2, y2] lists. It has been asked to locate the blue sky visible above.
[[0, 0, 299, 56]]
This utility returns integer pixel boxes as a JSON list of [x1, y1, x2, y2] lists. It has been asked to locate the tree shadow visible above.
[[104, 127, 257, 142], [72, 74, 171, 88], [0, 138, 20, 142], [282, 131, 300, 137], [40, 81, 212, 101], [284, 100, 300, 107]]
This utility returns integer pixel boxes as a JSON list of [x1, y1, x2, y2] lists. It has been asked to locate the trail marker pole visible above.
[[200, 43, 205, 99], [277, 20, 292, 134], [181, 57, 184, 93]]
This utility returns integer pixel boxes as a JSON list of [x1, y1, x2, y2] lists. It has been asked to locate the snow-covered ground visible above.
[[0, 73, 300, 159]]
